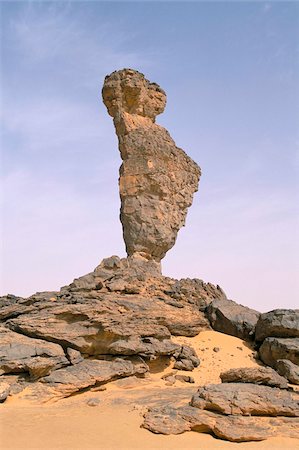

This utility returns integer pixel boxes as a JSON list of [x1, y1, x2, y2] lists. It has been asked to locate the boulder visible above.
[[276, 359, 299, 385], [206, 298, 260, 340], [173, 345, 200, 371], [102, 69, 200, 262], [255, 309, 299, 342], [190, 383, 299, 416], [0, 381, 10, 402], [259, 337, 299, 368], [220, 366, 289, 389]]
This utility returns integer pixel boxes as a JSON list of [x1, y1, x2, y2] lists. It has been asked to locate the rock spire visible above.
[[102, 68, 201, 263]]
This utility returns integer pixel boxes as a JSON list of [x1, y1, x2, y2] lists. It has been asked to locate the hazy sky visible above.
[[1, 1, 298, 312]]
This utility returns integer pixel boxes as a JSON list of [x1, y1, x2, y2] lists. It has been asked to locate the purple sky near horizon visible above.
[[1, 1, 298, 312]]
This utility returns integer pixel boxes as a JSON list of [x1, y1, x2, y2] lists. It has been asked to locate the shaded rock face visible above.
[[206, 298, 260, 340], [255, 309, 299, 342], [102, 69, 200, 262], [276, 360, 299, 385], [41, 357, 148, 398], [259, 337, 299, 368], [0, 326, 69, 379]]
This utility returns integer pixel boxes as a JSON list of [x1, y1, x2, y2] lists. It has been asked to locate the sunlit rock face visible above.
[[102, 68, 201, 263]]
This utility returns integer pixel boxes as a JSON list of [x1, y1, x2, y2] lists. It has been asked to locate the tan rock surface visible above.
[[220, 366, 289, 389], [102, 69, 200, 262]]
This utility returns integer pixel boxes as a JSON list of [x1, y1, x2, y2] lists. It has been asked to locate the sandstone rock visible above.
[[255, 309, 299, 342], [175, 374, 194, 383], [142, 405, 299, 441], [41, 357, 148, 397], [6, 276, 210, 362], [173, 346, 200, 371], [102, 69, 200, 262], [190, 383, 299, 416], [220, 366, 289, 389], [259, 337, 299, 368], [0, 381, 10, 402], [206, 298, 260, 340], [87, 397, 100, 406], [66, 348, 84, 365], [276, 360, 299, 385], [0, 326, 69, 379]]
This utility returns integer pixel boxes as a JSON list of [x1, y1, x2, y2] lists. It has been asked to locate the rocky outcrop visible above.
[[259, 337, 299, 368], [206, 298, 260, 340], [0, 326, 69, 379], [276, 360, 299, 385], [143, 405, 299, 442], [0, 255, 227, 402], [41, 357, 148, 398], [255, 309, 299, 342], [102, 69, 200, 262], [143, 383, 299, 441], [220, 366, 289, 389], [190, 383, 299, 416]]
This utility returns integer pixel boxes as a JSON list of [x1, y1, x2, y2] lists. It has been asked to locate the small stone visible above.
[[175, 375, 195, 384], [0, 382, 10, 403], [90, 385, 107, 392], [67, 348, 84, 365], [164, 376, 176, 386], [213, 347, 220, 353], [87, 397, 100, 407]]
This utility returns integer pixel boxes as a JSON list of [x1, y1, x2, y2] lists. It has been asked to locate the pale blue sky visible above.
[[1, 1, 298, 311]]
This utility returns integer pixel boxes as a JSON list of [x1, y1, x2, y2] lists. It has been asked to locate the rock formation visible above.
[[1, 69, 299, 445], [102, 68, 200, 264]]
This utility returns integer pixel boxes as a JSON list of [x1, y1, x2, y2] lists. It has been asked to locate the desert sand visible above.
[[1, 330, 298, 450]]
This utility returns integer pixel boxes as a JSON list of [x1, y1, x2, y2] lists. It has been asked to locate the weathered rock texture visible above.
[[259, 337, 299, 368], [143, 383, 299, 442], [190, 383, 299, 417], [255, 309, 299, 342], [220, 366, 289, 389], [102, 69, 200, 262], [143, 405, 299, 442], [276, 360, 299, 385], [0, 326, 69, 379], [0, 255, 225, 401], [206, 298, 260, 340]]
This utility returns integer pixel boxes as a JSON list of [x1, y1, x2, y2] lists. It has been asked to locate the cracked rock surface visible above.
[[143, 383, 299, 442], [102, 68, 200, 262]]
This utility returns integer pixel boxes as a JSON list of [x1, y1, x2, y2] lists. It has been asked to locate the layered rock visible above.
[[102, 69, 200, 262], [220, 366, 289, 389], [0, 256, 226, 401], [143, 383, 299, 441], [41, 357, 148, 398], [143, 405, 299, 442], [0, 326, 69, 379]]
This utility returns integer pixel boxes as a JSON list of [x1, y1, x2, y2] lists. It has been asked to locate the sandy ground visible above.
[[1, 330, 298, 450]]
